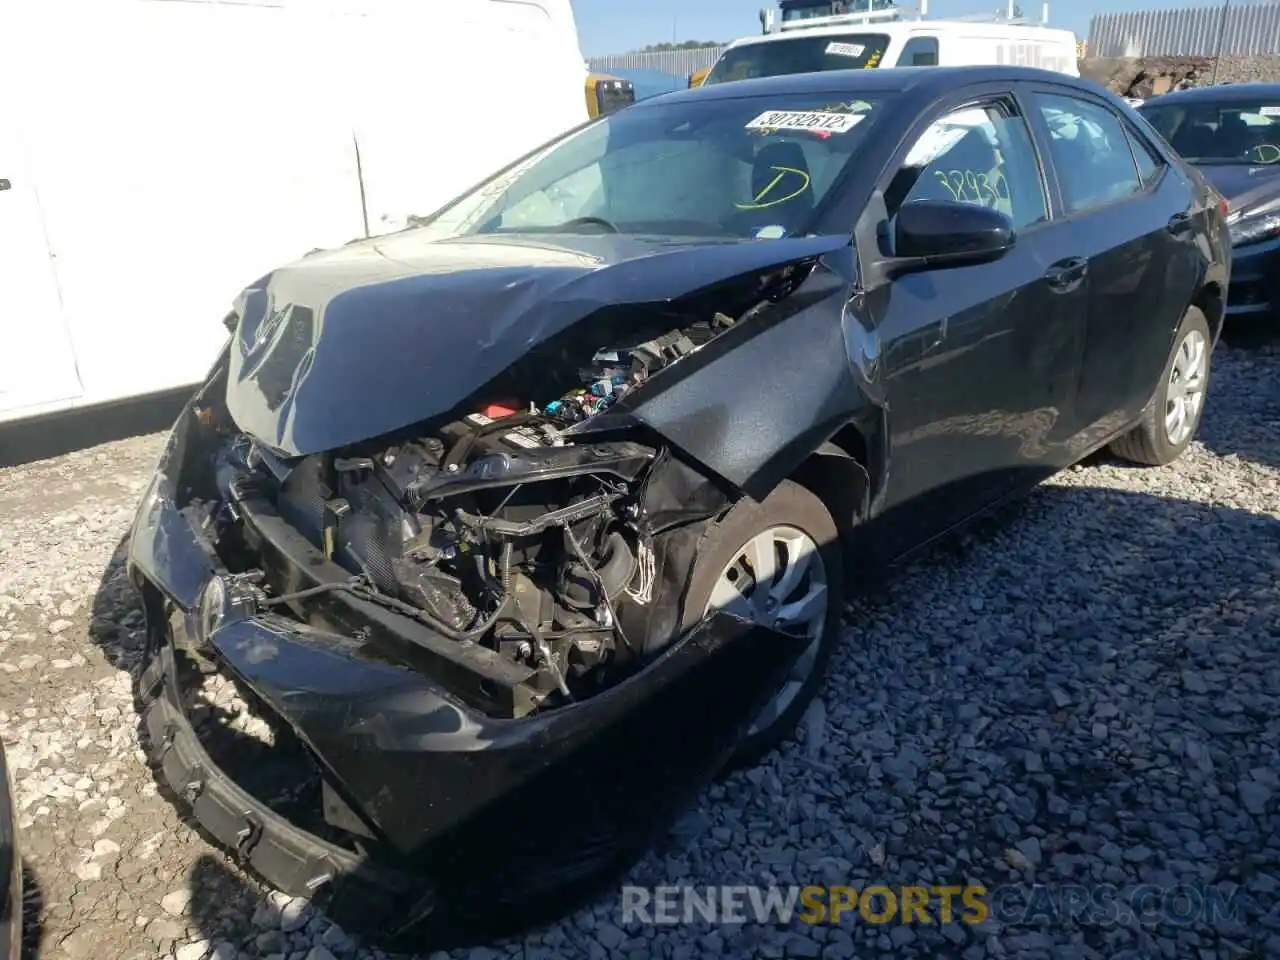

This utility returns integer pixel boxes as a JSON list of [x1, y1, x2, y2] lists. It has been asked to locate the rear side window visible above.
[[897, 37, 939, 66], [1125, 127, 1164, 188], [1034, 93, 1141, 214]]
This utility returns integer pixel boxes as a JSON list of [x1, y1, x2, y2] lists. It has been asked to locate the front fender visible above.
[[612, 260, 866, 501]]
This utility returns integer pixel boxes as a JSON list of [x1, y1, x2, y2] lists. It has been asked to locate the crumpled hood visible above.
[[225, 229, 844, 457]]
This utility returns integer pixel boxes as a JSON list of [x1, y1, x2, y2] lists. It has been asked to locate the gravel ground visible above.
[[1, 339, 1278, 960]]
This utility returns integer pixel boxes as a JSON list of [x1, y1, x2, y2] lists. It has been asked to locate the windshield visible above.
[[1139, 98, 1280, 164], [704, 33, 890, 85], [781, 0, 898, 21], [408, 93, 884, 241]]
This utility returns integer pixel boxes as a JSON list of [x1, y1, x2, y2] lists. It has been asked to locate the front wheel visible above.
[[1109, 305, 1212, 466], [673, 480, 845, 770]]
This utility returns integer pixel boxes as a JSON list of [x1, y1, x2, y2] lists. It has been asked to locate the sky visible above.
[[572, 0, 1222, 56]]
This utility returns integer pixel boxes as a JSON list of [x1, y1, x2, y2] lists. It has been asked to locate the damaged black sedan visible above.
[[127, 65, 1229, 944]]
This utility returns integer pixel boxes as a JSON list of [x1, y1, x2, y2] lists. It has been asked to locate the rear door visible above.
[[1024, 87, 1197, 439], [857, 86, 1088, 552]]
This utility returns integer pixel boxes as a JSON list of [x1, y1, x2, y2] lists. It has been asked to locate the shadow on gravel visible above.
[[83, 474, 1280, 957], [1219, 318, 1280, 353], [21, 861, 43, 960], [838, 479, 1280, 958], [184, 854, 261, 954]]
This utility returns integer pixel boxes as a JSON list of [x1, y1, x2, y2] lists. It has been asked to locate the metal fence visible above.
[[587, 47, 727, 78], [1087, 2, 1280, 58]]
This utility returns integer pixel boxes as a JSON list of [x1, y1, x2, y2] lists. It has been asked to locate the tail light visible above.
[[1219, 195, 1231, 219]]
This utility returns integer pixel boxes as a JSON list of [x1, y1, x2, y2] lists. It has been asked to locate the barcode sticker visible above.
[[826, 41, 866, 57], [502, 430, 540, 449]]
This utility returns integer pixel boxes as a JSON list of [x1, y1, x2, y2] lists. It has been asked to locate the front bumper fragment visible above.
[[138, 644, 417, 915], [128, 428, 806, 944]]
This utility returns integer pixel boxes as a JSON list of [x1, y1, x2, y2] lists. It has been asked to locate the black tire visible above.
[[672, 480, 845, 770], [1109, 306, 1213, 466]]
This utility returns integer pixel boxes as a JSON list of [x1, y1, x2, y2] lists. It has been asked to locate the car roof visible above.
[[1142, 82, 1280, 106], [634, 64, 1101, 108], [726, 19, 1074, 47]]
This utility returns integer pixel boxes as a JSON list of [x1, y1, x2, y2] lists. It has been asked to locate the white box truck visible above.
[[0, 0, 591, 431], [694, 0, 1079, 87]]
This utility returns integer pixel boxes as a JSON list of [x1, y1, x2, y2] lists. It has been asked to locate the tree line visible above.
[[634, 41, 725, 52]]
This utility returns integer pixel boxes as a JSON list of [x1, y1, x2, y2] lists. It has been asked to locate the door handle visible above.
[[1167, 211, 1193, 235], [0, 179, 10, 192], [1044, 256, 1088, 291]]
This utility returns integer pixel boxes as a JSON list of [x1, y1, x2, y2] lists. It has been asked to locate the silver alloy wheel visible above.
[[1165, 327, 1208, 447], [702, 525, 828, 737]]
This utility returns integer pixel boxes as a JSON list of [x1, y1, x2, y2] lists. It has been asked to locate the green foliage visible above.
[[635, 41, 724, 52]]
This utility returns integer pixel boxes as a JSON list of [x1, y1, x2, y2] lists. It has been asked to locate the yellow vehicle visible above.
[[689, 66, 711, 87], [585, 73, 635, 118]]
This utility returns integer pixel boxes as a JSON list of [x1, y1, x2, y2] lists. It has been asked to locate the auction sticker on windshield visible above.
[[745, 110, 865, 134], [826, 41, 866, 57]]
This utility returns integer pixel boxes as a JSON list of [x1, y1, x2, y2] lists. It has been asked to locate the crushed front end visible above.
[[126, 328, 805, 944]]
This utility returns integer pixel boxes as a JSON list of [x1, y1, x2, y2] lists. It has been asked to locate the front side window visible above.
[[885, 100, 1048, 230], [409, 93, 886, 241], [1035, 93, 1141, 214], [896, 37, 939, 67], [704, 33, 890, 85], [1139, 98, 1280, 165]]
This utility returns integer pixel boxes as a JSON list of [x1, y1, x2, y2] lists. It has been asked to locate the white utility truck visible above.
[[698, 0, 1079, 86], [0, 0, 591, 430]]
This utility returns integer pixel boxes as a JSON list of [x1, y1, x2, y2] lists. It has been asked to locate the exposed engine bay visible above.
[[208, 315, 737, 715]]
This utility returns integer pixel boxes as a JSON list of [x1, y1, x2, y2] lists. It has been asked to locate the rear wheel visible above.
[[672, 480, 844, 770], [1109, 306, 1212, 466]]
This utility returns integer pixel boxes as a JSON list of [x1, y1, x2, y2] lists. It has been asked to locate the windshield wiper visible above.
[[1184, 157, 1259, 166]]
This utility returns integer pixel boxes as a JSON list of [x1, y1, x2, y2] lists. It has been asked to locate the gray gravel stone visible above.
[[174, 941, 211, 960], [162, 889, 194, 917], [1239, 779, 1272, 816]]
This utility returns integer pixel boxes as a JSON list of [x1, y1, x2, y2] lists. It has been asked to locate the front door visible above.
[[0, 122, 82, 419], [857, 90, 1087, 555]]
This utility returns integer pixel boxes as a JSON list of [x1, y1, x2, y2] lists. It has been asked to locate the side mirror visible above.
[[892, 200, 1014, 270]]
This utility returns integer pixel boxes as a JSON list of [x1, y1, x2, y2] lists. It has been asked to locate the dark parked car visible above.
[[1139, 83, 1280, 321], [127, 65, 1229, 944], [0, 744, 20, 960]]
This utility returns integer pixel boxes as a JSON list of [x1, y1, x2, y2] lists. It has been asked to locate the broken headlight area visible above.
[[193, 315, 737, 719], [127, 257, 831, 944]]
